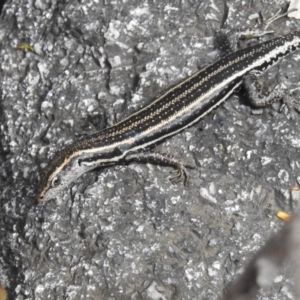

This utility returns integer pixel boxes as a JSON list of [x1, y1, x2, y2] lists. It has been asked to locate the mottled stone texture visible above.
[[0, 0, 299, 299]]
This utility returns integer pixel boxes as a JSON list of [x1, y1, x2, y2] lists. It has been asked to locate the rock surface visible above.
[[0, 0, 299, 299]]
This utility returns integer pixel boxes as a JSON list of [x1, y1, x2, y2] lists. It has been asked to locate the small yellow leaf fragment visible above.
[[276, 211, 291, 222], [0, 285, 7, 300], [14, 44, 35, 52]]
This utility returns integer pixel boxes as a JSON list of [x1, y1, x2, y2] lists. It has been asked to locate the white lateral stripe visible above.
[[49, 36, 300, 178]]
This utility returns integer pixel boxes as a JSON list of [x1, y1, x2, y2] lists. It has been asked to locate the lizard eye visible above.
[[51, 176, 61, 187]]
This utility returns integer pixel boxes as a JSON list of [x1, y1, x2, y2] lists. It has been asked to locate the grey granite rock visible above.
[[0, 0, 299, 299]]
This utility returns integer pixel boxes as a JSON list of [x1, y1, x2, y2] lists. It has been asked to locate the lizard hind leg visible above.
[[244, 71, 300, 118], [214, 28, 274, 56], [215, 6, 298, 56]]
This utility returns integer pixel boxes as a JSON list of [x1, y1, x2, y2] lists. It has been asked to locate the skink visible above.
[[37, 29, 300, 202]]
